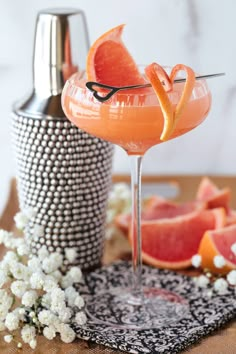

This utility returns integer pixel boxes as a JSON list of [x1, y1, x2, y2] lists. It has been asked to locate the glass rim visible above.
[[63, 69, 210, 105]]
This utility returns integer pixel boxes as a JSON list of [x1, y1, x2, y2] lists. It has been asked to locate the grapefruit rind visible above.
[[170, 64, 196, 125], [198, 224, 236, 274], [145, 63, 174, 141]]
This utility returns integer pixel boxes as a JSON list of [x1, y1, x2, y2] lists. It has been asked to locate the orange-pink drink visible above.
[[63, 77, 211, 155]]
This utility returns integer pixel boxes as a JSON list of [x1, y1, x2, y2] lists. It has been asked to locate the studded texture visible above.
[[12, 114, 114, 271]]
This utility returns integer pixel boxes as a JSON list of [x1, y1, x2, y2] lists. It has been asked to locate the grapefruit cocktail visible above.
[[62, 25, 212, 329]]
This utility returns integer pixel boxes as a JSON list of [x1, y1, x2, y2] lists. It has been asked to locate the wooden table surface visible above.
[[1, 175, 236, 354]]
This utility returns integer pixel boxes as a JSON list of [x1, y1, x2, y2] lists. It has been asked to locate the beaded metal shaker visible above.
[[12, 9, 114, 271]]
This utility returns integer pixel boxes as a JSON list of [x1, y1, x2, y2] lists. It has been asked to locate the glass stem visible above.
[[129, 154, 143, 299]]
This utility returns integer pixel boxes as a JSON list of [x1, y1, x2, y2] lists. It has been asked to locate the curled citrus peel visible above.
[[145, 63, 174, 141], [170, 64, 196, 125], [145, 63, 196, 141]]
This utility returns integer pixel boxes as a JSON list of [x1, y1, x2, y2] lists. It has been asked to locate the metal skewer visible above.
[[86, 72, 225, 103]]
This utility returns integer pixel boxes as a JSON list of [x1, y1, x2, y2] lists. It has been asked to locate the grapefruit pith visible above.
[[128, 208, 226, 270], [198, 224, 236, 274]]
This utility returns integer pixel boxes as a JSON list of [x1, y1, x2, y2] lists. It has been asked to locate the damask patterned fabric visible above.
[[74, 261, 236, 354]]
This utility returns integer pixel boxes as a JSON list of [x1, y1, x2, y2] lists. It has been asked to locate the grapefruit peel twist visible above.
[[145, 63, 196, 141]]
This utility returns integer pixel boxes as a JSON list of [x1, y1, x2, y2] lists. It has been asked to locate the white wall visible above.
[[0, 0, 236, 212]]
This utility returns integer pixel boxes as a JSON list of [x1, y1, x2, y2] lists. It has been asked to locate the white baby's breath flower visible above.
[[60, 274, 73, 289], [5, 312, 20, 331], [191, 254, 202, 268], [29, 339, 37, 349], [213, 255, 226, 269], [74, 295, 85, 309], [195, 275, 210, 288], [33, 224, 44, 239], [10, 261, 30, 281], [65, 286, 78, 307], [0, 290, 14, 320], [24, 207, 36, 220], [68, 267, 82, 283], [41, 293, 51, 309], [42, 253, 63, 274], [75, 311, 87, 326], [58, 307, 72, 323], [0, 306, 9, 322], [28, 257, 41, 272], [43, 276, 58, 293], [50, 270, 62, 282], [43, 326, 56, 340], [21, 325, 36, 344], [231, 243, 236, 256], [227, 270, 236, 286], [59, 324, 76, 343], [0, 269, 9, 288], [22, 290, 38, 307], [65, 248, 77, 263], [11, 280, 28, 298], [106, 209, 116, 225], [17, 244, 30, 256], [60, 273, 74, 289], [3, 251, 18, 264], [38, 246, 49, 261], [30, 272, 45, 289], [50, 288, 66, 313], [38, 310, 59, 327], [14, 212, 29, 229], [0, 230, 12, 245], [4, 334, 13, 343], [214, 278, 228, 294]]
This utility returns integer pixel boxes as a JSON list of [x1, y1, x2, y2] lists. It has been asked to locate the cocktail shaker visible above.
[[12, 9, 114, 271]]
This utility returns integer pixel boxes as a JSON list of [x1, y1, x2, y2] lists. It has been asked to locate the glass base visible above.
[[85, 287, 189, 330]]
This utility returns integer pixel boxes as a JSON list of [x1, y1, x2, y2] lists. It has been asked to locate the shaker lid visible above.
[[14, 8, 90, 119]]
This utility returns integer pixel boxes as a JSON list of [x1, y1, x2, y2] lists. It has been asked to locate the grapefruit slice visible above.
[[198, 225, 236, 274], [196, 177, 231, 211], [115, 196, 206, 234], [86, 24, 146, 86], [128, 208, 226, 270]]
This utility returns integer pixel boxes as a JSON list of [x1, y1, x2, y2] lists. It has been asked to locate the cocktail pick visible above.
[[86, 72, 225, 103]]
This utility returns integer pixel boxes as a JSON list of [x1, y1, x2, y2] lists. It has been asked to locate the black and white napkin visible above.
[[74, 261, 236, 354]]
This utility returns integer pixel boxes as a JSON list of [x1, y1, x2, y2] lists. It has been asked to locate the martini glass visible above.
[[62, 69, 211, 329]]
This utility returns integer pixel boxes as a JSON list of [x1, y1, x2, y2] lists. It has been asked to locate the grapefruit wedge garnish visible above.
[[198, 224, 236, 274], [86, 24, 146, 86], [128, 208, 226, 270]]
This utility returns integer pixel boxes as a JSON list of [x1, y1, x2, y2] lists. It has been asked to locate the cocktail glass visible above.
[[62, 68, 211, 329]]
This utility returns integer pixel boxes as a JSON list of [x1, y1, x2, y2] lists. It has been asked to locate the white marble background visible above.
[[0, 0, 235, 212]]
